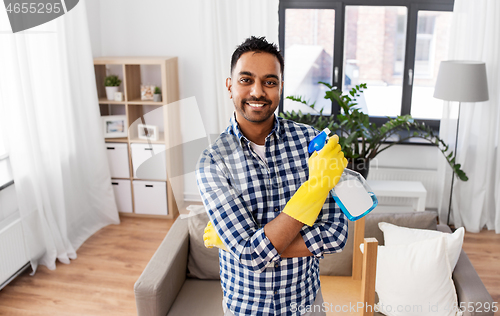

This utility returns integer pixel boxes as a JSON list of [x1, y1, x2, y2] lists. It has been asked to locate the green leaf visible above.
[[318, 81, 333, 89], [283, 81, 468, 182]]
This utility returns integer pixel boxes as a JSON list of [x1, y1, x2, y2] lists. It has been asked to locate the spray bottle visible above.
[[309, 128, 378, 221]]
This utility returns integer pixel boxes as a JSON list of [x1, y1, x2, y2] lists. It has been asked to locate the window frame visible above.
[[278, 0, 455, 132]]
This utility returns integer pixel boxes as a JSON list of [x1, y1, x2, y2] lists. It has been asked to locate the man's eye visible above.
[[265, 81, 277, 86], [240, 78, 251, 83]]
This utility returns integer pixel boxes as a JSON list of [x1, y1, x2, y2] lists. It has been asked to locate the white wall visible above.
[[84, 0, 443, 207], [85, 0, 208, 113], [375, 144, 439, 170], [85, 0, 215, 202], [84, 0, 101, 57]]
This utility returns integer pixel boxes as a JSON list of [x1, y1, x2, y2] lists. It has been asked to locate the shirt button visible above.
[[274, 290, 277, 295], [274, 208, 279, 212], [275, 262, 279, 268]]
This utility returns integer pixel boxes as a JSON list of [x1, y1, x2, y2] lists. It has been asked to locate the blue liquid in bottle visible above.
[[309, 129, 378, 221]]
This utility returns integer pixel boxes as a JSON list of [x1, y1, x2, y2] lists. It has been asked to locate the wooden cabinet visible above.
[[94, 57, 183, 219]]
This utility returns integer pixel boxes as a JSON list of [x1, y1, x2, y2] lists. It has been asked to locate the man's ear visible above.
[[225, 77, 233, 99]]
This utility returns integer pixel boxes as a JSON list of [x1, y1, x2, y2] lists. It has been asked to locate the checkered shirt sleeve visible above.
[[196, 148, 280, 273], [300, 194, 349, 258]]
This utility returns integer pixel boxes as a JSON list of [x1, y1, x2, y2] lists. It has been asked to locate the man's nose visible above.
[[250, 81, 265, 98]]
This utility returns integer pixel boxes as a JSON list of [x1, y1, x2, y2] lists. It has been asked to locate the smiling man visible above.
[[196, 36, 348, 316]]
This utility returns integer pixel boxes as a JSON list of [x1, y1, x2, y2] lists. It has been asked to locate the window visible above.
[[411, 11, 453, 120], [279, 0, 455, 129], [283, 8, 335, 115], [342, 6, 408, 117], [394, 14, 407, 76]]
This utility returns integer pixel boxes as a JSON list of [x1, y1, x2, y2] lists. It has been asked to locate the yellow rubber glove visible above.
[[203, 221, 228, 251], [283, 135, 347, 226]]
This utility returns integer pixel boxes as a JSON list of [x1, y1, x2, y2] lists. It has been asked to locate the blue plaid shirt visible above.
[[196, 114, 348, 316]]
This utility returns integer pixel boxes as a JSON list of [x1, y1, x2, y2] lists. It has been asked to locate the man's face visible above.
[[226, 52, 283, 125]]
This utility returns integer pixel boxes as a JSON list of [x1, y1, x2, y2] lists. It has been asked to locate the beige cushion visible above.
[[187, 210, 221, 280], [319, 220, 355, 276], [364, 211, 438, 246], [319, 211, 437, 276], [167, 279, 223, 316]]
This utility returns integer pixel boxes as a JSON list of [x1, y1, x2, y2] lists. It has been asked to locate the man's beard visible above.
[[236, 96, 275, 123]]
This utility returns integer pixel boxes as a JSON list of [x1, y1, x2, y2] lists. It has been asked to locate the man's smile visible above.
[[246, 102, 267, 108]]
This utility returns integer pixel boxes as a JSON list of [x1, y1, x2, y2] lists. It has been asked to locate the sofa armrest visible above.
[[134, 218, 189, 316], [436, 224, 452, 233], [452, 249, 494, 316], [437, 224, 494, 316]]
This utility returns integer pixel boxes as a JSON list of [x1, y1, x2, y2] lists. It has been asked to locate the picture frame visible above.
[[114, 91, 123, 101], [138, 124, 159, 141], [102, 115, 128, 138], [140, 85, 155, 101]]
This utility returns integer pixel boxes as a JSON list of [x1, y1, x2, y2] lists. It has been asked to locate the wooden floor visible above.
[[461, 229, 500, 315], [0, 216, 174, 316], [0, 216, 498, 315]]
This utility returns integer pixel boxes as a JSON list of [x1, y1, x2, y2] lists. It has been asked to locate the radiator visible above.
[[0, 212, 29, 289], [368, 167, 439, 209]]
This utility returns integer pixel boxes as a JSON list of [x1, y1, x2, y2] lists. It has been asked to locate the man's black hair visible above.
[[230, 36, 284, 78]]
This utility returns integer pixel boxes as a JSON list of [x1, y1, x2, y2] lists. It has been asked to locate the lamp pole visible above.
[[446, 101, 461, 226]]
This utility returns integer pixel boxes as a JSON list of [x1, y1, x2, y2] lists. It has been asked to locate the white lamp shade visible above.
[[433, 61, 489, 102]]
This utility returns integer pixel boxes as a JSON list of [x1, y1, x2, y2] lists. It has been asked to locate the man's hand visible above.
[[203, 221, 228, 251], [308, 134, 347, 190], [282, 135, 347, 226]]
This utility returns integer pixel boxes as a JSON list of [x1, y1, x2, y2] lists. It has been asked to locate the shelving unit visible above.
[[94, 56, 183, 219]]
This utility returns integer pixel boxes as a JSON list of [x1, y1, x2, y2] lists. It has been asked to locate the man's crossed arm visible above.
[[204, 135, 347, 259]]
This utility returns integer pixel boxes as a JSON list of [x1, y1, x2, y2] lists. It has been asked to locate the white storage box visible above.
[[133, 180, 168, 215], [105, 143, 130, 178], [111, 180, 133, 213], [130, 143, 166, 181]]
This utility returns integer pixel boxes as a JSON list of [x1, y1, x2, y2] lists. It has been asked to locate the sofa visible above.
[[134, 211, 494, 316]]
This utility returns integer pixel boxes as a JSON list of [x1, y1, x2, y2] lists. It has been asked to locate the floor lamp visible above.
[[433, 61, 489, 225]]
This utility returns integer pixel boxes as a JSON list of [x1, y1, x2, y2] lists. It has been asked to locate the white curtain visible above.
[[438, 0, 500, 233], [200, 0, 279, 135], [0, 2, 120, 272]]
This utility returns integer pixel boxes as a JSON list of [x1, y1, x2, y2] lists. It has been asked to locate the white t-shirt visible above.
[[250, 142, 266, 165]]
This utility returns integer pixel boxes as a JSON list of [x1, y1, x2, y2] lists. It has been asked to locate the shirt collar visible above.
[[230, 112, 282, 148]]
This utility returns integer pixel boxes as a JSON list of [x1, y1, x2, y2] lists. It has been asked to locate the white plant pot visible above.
[[153, 94, 162, 102], [106, 86, 119, 101]]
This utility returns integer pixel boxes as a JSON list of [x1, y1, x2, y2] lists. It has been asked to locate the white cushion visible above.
[[378, 222, 464, 270], [375, 236, 459, 316]]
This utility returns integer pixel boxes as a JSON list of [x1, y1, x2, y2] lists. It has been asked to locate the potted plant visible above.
[[104, 75, 122, 101], [282, 82, 468, 181], [153, 86, 162, 102]]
